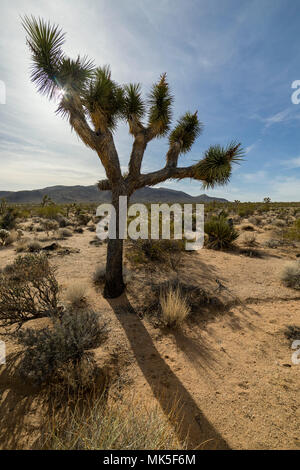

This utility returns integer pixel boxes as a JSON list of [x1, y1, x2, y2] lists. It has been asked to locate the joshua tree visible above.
[[23, 16, 243, 298], [41, 194, 54, 207]]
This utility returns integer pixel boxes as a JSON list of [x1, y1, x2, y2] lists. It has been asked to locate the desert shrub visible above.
[[88, 225, 96, 232], [160, 286, 190, 328], [27, 240, 42, 252], [43, 392, 185, 450], [0, 229, 10, 246], [242, 233, 257, 247], [65, 282, 87, 307], [128, 239, 185, 264], [77, 212, 90, 226], [4, 231, 18, 247], [265, 238, 281, 248], [280, 260, 300, 289], [37, 205, 61, 219], [55, 214, 71, 228], [284, 219, 300, 242], [93, 265, 106, 284], [41, 219, 59, 235], [15, 237, 31, 253], [204, 216, 238, 250], [17, 309, 107, 385], [248, 216, 258, 225], [238, 206, 255, 218], [74, 227, 84, 234], [0, 207, 18, 230], [273, 219, 285, 228], [0, 253, 59, 326], [57, 228, 73, 239]]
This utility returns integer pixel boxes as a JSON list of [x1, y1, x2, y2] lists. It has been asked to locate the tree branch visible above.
[[135, 142, 243, 190]]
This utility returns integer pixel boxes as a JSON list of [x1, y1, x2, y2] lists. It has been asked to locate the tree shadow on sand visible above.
[[0, 351, 43, 449], [107, 294, 230, 450]]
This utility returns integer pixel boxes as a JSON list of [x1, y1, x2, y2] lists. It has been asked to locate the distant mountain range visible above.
[[0, 185, 228, 204]]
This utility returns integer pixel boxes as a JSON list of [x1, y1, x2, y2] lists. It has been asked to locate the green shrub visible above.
[[284, 219, 300, 242], [128, 239, 185, 264], [0, 229, 10, 246], [37, 205, 62, 220], [204, 216, 238, 250], [0, 207, 18, 230], [17, 309, 107, 385], [0, 254, 59, 326]]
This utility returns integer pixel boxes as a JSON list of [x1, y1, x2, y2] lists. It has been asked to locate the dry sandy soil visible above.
[[0, 223, 299, 450]]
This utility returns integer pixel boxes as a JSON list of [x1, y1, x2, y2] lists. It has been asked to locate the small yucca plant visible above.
[[204, 216, 238, 250]]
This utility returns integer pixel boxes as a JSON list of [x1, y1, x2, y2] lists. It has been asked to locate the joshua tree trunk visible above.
[[104, 237, 125, 298], [103, 188, 126, 298]]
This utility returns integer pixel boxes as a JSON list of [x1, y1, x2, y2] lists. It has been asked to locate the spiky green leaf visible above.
[[123, 83, 145, 121], [193, 142, 244, 188], [148, 73, 173, 137], [169, 111, 203, 153], [84, 66, 124, 130], [22, 15, 65, 99]]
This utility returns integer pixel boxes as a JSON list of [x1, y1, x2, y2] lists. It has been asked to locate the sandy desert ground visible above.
[[0, 213, 299, 450]]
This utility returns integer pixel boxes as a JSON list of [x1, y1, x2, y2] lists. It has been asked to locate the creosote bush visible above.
[[204, 216, 238, 250], [280, 260, 300, 290], [17, 309, 107, 385], [0, 253, 59, 326]]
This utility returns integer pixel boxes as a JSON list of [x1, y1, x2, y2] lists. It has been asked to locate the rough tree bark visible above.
[[103, 187, 126, 298]]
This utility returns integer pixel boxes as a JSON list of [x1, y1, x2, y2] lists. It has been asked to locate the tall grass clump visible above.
[[65, 282, 87, 307], [43, 392, 185, 450], [160, 286, 190, 328]]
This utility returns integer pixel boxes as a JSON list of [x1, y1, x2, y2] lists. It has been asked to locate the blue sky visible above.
[[0, 0, 300, 201]]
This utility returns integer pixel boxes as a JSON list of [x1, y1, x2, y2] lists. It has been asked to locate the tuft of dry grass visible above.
[[42, 390, 186, 450], [93, 265, 106, 284], [160, 286, 190, 328], [65, 282, 88, 307], [242, 233, 257, 247]]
